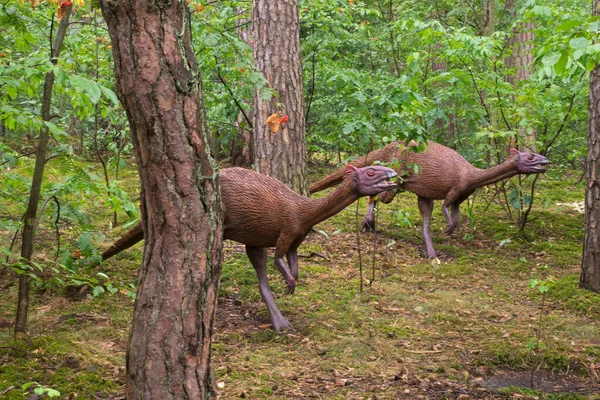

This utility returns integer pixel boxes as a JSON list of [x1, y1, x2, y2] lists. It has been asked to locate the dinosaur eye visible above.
[[367, 169, 375, 176], [528, 154, 533, 160]]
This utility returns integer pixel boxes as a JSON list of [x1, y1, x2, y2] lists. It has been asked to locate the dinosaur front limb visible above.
[[360, 197, 377, 232], [286, 247, 299, 281], [274, 255, 296, 294]]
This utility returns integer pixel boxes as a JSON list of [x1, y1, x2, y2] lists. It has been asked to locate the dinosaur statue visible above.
[[102, 165, 397, 331], [309, 141, 549, 258]]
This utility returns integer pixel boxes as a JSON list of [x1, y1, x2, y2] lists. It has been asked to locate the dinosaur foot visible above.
[[270, 316, 292, 332], [285, 278, 296, 295], [360, 220, 376, 232]]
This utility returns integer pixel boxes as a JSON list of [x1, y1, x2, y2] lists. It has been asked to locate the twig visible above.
[[0, 345, 26, 354], [298, 252, 330, 261], [405, 349, 443, 354], [356, 200, 363, 294], [5, 227, 20, 264], [0, 385, 15, 396], [215, 63, 253, 129]]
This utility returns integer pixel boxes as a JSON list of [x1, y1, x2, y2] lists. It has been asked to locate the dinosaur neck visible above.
[[468, 158, 519, 189], [301, 177, 359, 227]]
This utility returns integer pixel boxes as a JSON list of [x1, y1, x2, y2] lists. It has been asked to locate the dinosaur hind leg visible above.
[[246, 246, 291, 332], [418, 196, 437, 259]]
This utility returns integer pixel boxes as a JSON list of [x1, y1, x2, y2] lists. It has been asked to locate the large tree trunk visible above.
[[14, 6, 72, 339], [99, 1, 223, 398], [581, 0, 600, 293], [252, 0, 308, 195]]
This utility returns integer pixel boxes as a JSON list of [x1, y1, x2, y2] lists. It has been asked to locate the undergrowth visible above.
[[1, 168, 599, 399]]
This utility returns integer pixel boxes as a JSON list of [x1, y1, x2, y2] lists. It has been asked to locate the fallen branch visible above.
[[298, 252, 330, 261], [0, 386, 15, 396]]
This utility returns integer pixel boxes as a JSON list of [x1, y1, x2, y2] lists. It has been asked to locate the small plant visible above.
[[22, 382, 60, 398], [527, 266, 556, 388], [462, 197, 478, 242], [392, 209, 412, 229]]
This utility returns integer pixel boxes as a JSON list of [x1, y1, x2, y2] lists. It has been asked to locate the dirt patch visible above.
[[480, 370, 599, 395]]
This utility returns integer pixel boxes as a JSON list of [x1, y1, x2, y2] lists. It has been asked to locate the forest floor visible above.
[[1, 163, 600, 399]]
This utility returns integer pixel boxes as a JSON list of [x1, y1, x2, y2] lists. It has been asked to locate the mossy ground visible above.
[[1, 163, 599, 399]]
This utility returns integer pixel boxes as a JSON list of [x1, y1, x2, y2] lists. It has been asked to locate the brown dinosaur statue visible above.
[[102, 165, 397, 331], [309, 141, 549, 258]]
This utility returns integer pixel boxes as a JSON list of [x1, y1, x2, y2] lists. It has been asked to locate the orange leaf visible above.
[[266, 113, 281, 134]]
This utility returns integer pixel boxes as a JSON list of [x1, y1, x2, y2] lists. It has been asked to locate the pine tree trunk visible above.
[[581, 0, 600, 293], [99, 1, 223, 398], [14, 6, 72, 339], [252, 0, 308, 195]]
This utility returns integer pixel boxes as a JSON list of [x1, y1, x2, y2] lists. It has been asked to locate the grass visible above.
[[1, 163, 600, 399]]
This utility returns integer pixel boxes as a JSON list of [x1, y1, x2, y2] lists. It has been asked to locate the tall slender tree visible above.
[[252, 0, 308, 195], [14, 4, 72, 339], [581, 0, 600, 293], [505, 0, 536, 151], [99, 0, 223, 397]]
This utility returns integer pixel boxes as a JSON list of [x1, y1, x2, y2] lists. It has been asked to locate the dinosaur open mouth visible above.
[[380, 174, 399, 189], [533, 160, 550, 172]]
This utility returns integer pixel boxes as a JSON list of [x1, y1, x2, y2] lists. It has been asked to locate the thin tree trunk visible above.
[[14, 6, 72, 339], [252, 0, 308, 195], [99, 1, 224, 398], [581, 0, 600, 292], [483, 0, 496, 37], [506, 0, 536, 151], [230, 8, 253, 167]]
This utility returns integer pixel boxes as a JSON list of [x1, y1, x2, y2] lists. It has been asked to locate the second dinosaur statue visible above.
[[309, 141, 549, 258]]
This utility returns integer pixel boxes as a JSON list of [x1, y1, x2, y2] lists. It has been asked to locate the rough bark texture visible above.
[[581, 0, 600, 292], [15, 6, 72, 338], [99, 1, 223, 398], [252, 0, 308, 195]]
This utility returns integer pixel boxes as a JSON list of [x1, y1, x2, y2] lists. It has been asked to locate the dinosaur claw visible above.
[[285, 278, 296, 295], [360, 219, 376, 232]]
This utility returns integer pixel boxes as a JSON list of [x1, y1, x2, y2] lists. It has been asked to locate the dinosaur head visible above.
[[345, 165, 398, 196], [511, 149, 550, 174]]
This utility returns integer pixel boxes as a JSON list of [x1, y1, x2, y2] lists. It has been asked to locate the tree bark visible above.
[[505, 0, 536, 151], [14, 6, 72, 339], [482, 0, 496, 37], [252, 0, 308, 195], [580, 0, 600, 293], [99, 1, 223, 398]]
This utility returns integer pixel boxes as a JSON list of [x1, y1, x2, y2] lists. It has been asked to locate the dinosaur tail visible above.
[[102, 221, 144, 261], [309, 145, 395, 194]]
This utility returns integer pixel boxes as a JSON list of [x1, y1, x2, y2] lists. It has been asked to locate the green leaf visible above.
[[556, 20, 583, 32], [54, 66, 66, 86], [554, 51, 569, 74], [22, 382, 37, 390], [92, 285, 105, 297], [99, 85, 119, 105], [46, 388, 61, 397], [97, 272, 109, 280], [542, 52, 561, 67], [316, 229, 329, 238], [569, 37, 589, 51], [528, 279, 540, 289]]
